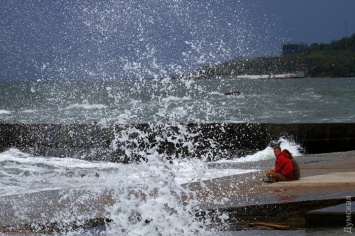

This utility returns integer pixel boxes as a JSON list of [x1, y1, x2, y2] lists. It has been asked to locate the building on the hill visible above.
[[282, 43, 308, 55]]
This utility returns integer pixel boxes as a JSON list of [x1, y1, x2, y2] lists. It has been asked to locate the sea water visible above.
[[0, 77, 354, 235], [1, 77, 354, 124]]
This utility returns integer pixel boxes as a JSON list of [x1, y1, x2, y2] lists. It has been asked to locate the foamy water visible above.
[[64, 103, 108, 110], [0, 110, 11, 115], [0, 139, 302, 234], [0, 138, 301, 198]]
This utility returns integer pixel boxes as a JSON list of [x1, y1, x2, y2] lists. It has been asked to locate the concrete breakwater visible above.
[[0, 123, 354, 162]]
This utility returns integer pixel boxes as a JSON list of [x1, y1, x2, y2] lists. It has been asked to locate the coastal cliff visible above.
[[187, 34, 355, 79]]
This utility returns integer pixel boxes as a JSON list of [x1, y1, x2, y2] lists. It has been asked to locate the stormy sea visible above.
[[1, 0, 354, 235], [0, 77, 354, 235]]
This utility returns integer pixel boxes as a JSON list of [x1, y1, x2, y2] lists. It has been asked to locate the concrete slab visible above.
[[0, 189, 114, 232], [184, 153, 355, 206], [182, 151, 355, 229], [266, 172, 355, 187], [305, 202, 354, 228]]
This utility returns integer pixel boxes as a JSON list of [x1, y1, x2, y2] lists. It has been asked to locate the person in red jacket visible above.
[[265, 146, 294, 182], [284, 149, 301, 180]]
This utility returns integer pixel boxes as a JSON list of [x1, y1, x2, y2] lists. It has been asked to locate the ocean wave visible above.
[[21, 109, 36, 113], [64, 103, 107, 110], [208, 91, 224, 96], [0, 148, 264, 196], [214, 137, 303, 163], [0, 109, 11, 114], [161, 96, 192, 102]]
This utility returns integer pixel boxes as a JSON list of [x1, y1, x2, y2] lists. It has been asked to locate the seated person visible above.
[[284, 149, 301, 180], [265, 146, 294, 182]]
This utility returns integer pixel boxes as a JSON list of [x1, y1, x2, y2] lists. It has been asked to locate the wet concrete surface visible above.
[[182, 151, 355, 229], [184, 151, 355, 202], [0, 189, 114, 234], [305, 202, 354, 228]]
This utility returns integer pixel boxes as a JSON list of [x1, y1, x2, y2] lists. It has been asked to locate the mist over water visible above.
[[1, 0, 259, 81]]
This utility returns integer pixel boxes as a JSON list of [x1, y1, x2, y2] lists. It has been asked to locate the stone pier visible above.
[[0, 123, 354, 162]]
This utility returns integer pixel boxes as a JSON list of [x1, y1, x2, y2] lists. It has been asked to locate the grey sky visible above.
[[1, 0, 354, 80], [254, 0, 355, 52]]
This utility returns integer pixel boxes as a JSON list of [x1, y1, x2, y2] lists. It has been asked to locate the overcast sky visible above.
[[1, 0, 355, 80], [255, 0, 355, 49]]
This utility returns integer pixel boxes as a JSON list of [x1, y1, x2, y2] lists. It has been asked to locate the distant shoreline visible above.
[[188, 34, 355, 79], [181, 74, 355, 80]]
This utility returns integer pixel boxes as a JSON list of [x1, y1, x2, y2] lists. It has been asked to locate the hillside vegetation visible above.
[[190, 34, 355, 78]]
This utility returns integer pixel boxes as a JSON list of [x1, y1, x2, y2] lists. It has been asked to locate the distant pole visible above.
[[345, 20, 348, 51], [345, 20, 348, 38]]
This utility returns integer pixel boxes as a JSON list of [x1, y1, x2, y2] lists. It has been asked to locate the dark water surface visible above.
[[1, 77, 354, 124]]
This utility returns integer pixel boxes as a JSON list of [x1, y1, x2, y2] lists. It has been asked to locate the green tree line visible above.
[[189, 34, 355, 78]]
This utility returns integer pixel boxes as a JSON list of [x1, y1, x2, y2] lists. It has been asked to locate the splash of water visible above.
[[0, 137, 303, 234], [22, 0, 256, 81], [0, 0, 286, 235]]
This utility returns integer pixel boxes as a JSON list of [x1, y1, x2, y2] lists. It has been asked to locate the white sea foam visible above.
[[0, 136, 301, 235], [208, 91, 224, 96], [0, 138, 300, 197], [173, 158, 259, 185], [21, 109, 36, 113], [0, 148, 153, 197], [214, 137, 303, 164], [0, 148, 216, 235], [162, 96, 192, 102], [64, 103, 107, 110], [0, 110, 11, 114]]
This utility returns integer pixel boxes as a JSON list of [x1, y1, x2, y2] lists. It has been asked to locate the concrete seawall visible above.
[[0, 123, 354, 162]]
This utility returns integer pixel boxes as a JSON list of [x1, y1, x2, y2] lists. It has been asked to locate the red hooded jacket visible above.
[[273, 150, 294, 180]]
